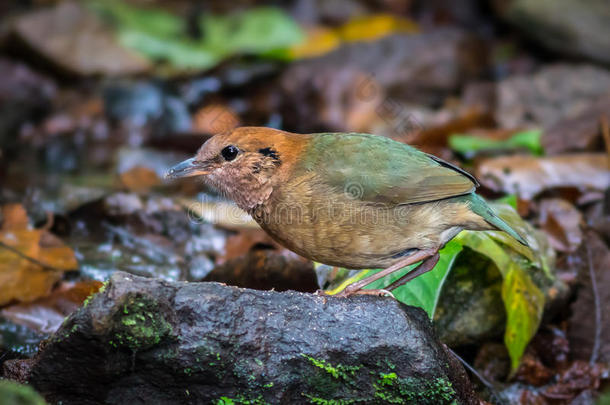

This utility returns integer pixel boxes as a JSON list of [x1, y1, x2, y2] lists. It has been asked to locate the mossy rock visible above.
[[10, 272, 476, 404]]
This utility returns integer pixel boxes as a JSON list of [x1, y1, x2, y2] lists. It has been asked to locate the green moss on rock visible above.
[[302, 354, 361, 381], [213, 393, 269, 405], [110, 293, 173, 351], [299, 355, 458, 405], [82, 281, 108, 308]]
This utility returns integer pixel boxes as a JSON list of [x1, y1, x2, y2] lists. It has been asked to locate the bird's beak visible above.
[[165, 158, 210, 179]]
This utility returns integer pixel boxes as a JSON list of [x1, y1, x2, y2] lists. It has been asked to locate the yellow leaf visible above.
[[38, 233, 79, 270], [286, 26, 341, 59], [1, 204, 30, 229], [502, 267, 544, 374], [338, 14, 418, 42], [283, 15, 417, 60]]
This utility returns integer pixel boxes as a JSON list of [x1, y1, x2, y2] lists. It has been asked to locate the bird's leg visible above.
[[339, 253, 440, 297], [334, 249, 436, 297], [385, 252, 440, 291]]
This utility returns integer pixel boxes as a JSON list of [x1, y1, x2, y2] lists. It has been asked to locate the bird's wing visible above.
[[300, 133, 477, 205]]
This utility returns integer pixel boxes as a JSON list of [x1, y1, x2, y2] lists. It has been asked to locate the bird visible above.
[[166, 127, 527, 297]]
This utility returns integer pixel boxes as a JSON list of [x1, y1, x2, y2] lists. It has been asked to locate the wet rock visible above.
[[434, 251, 505, 346], [79, 223, 184, 282], [102, 193, 144, 216], [0, 59, 56, 148], [9, 2, 150, 77], [281, 28, 486, 132], [187, 254, 215, 281], [68, 193, 219, 283], [12, 272, 477, 404], [494, 0, 610, 64], [104, 83, 164, 127], [103, 82, 192, 136], [0, 318, 48, 358], [56, 183, 109, 213]]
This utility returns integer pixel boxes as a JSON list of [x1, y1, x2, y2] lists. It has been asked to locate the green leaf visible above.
[[502, 266, 544, 374], [201, 7, 304, 55], [486, 203, 555, 278], [91, 0, 183, 37], [90, 1, 303, 71], [455, 231, 517, 277], [118, 30, 220, 69], [364, 240, 463, 318], [494, 194, 517, 209], [449, 129, 543, 157]]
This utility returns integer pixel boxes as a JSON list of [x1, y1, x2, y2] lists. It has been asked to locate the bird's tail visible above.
[[466, 193, 529, 246]]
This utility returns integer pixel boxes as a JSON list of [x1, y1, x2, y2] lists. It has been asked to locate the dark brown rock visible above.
[[543, 95, 610, 154], [2, 358, 35, 384], [205, 249, 318, 293], [0, 58, 55, 148], [493, 0, 610, 64], [495, 64, 610, 130]]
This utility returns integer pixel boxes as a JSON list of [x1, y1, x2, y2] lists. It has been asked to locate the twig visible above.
[[446, 346, 502, 403], [601, 116, 610, 164], [0, 240, 64, 272], [587, 243, 602, 365]]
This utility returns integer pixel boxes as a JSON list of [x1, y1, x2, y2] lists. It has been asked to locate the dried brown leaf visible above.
[[0, 280, 102, 334], [476, 153, 609, 200], [118, 166, 161, 193], [0, 204, 77, 306], [568, 231, 610, 364], [538, 199, 583, 252], [11, 2, 150, 76]]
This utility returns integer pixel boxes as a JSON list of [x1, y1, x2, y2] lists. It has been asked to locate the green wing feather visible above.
[[300, 133, 477, 205]]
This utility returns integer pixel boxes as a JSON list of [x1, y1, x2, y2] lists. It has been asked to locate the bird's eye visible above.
[[221, 145, 239, 161]]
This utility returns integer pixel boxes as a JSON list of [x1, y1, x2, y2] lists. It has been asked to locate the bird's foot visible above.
[[334, 288, 394, 298]]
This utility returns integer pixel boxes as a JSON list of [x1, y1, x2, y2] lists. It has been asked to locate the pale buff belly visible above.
[[253, 192, 478, 269]]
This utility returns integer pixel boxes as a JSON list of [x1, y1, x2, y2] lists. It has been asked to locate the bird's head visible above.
[[166, 127, 305, 210]]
